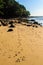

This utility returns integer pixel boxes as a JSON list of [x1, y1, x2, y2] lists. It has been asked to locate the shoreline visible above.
[[0, 18, 42, 27]]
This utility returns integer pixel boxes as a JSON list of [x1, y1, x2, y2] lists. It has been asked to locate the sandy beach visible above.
[[0, 23, 43, 65]]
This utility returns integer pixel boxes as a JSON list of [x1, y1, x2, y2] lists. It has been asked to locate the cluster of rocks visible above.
[[0, 18, 23, 32], [0, 18, 42, 32], [0, 19, 15, 32], [21, 19, 42, 28]]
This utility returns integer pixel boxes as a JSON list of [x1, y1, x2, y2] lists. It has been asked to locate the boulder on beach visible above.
[[7, 29, 13, 32], [9, 21, 14, 24], [0, 20, 8, 26], [33, 21, 39, 24], [30, 19, 35, 21], [18, 21, 21, 23], [32, 24, 38, 28], [9, 20, 15, 28], [9, 25, 15, 28]]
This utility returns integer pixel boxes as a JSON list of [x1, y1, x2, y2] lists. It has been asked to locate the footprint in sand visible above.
[[13, 54, 17, 58], [13, 51, 21, 58], [13, 47, 23, 57], [21, 56, 25, 61], [18, 51, 20, 54], [13, 53, 19, 57], [15, 53, 17, 56], [16, 58, 20, 62], [15, 56, 25, 63]]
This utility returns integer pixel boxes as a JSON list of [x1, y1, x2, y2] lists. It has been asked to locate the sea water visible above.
[[28, 16, 43, 25]]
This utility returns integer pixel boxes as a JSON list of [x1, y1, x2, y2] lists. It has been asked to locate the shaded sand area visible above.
[[0, 24, 43, 65]]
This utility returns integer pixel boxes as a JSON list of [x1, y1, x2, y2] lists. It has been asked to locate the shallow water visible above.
[[28, 16, 43, 25]]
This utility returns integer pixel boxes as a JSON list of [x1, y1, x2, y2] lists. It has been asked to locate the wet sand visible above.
[[0, 24, 43, 65]]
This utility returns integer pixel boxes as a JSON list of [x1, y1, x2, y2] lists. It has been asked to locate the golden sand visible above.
[[0, 24, 43, 65]]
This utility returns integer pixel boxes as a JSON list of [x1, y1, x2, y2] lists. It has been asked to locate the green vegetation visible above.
[[0, 0, 30, 18]]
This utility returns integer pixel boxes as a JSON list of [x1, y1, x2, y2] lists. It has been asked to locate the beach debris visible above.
[[7, 29, 13, 32]]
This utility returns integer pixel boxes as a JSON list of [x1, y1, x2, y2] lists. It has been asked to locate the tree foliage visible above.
[[0, 0, 30, 18]]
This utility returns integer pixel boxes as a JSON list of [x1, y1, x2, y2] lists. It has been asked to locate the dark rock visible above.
[[30, 19, 35, 21], [0, 24, 1, 26], [33, 21, 39, 24], [9, 24, 15, 28], [35, 26, 38, 28], [9, 21, 14, 24], [18, 21, 21, 23], [0, 19, 8, 26], [9, 20, 15, 28], [1, 21, 8, 26], [2, 23, 8, 26], [7, 29, 13, 32]]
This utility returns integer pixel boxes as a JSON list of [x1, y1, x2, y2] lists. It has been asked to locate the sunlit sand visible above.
[[0, 24, 43, 65]]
